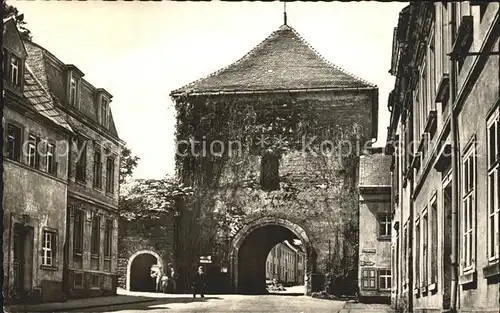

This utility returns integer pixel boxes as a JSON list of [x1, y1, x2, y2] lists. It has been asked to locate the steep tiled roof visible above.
[[171, 24, 376, 96], [23, 41, 121, 140], [359, 153, 392, 187], [24, 41, 50, 92], [23, 65, 73, 132]]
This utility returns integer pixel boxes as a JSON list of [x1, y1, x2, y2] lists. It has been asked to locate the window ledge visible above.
[[433, 143, 452, 173], [483, 261, 500, 279], [377, 236, 391, 241], [40, 265, 59, 271], [458, 271, 476, 285], [451, 15, 474, 59]]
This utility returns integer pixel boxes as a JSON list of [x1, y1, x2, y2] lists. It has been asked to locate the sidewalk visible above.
[[339, 302, 394, 313], [4, 292, 155, 313]]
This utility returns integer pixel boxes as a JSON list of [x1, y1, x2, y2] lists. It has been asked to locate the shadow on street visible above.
[[69, 296, 223, 312]]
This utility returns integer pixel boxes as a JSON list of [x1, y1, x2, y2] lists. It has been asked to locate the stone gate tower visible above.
[[171, 23, 379, 295]]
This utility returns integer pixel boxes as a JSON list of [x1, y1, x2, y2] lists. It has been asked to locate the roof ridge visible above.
[[288, 26, 376, 88], [171, 25, 284, 96]]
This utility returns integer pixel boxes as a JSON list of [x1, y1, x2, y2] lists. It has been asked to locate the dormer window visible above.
[[9, 54, 20, 86], [67, 65, 84, 107], [101, 97, 109, 128], [69, 75, 77, 106]]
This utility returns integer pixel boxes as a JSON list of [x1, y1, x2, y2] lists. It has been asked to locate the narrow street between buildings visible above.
[[73, 292, 393, 313]]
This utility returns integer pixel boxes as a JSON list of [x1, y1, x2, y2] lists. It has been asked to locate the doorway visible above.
[[12, 223, 34, 300], [129, 253, 158, 292]]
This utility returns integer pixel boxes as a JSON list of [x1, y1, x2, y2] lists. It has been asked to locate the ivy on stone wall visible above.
[[173, 92, 365, 291]]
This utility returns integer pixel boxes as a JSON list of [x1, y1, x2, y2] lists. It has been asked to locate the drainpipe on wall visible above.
[[449, 2, 459, 312], [408, 164, 414, 313]]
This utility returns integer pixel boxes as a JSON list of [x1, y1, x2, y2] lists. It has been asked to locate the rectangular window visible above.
[[487, 111, 500, 261], [422, 209, 428, 286], [27, 134, 40, 168], [42, 230, 56, 266], [9, 54, 20, 86], [93, 150, 102, 189], [91, 214, 100, 256], [106, 157, 115, 194], [462, 142, 476, 272], [429, 31, 436, 109], [101, 98, 109, 127], [260, 154, 280, 191], [431, 198, 438, 284], [74, 272, 84, 288], [361, 268, 377, 290], [91, 274, 100, 288], [75, 139, 87, 182], [379, 269, 391, 290], [415, 217, 420, 289], [7, 123, 22, 161], [422, 61, 428, 127], [73, 210, 84, 254], [379, 214, 391, 237], [441, 3, 449, 75], [414, 81, 421, 141], [69, 75, 77, 106], [104, 219, 113, 258], [46, 142, 56, 175]]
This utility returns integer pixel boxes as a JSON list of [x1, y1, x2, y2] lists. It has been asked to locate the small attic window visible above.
[[101, 97, 109, 128], [9, 54, 21, 86], [260, 153, 280, 191], [69, 74, 78, 106]]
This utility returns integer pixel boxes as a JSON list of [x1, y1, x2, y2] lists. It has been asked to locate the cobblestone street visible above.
[[74, 293, 393, 313]]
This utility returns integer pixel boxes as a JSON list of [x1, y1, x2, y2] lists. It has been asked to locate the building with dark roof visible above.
[[171, 21, 379, 295], [357, 149, 392, 301], [3, 17, 123, 303], [3, 17, 74, 304]]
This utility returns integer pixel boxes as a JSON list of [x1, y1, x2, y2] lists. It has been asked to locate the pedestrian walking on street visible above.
[[192, 266, 206, 298], [160, 273, 169, 293], [168, 264, 179, 293]]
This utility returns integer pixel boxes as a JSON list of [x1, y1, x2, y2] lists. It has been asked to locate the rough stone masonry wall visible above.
[[117, 215, 175, 289], [175, 89, 376, 293]]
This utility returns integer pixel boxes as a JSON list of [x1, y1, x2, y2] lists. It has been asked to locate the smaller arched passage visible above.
[[126, 250, 163, 292], [229, 217, 317, 295]]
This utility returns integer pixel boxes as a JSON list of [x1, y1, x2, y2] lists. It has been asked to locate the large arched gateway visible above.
[[126, 250, 163, 292], [230, 217, 317, 295]]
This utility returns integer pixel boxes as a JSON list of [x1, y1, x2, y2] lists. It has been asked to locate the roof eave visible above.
[[170, 85, 378, 98]]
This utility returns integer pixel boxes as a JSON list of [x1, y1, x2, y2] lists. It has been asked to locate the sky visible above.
[[13, 1, 407, 179]]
